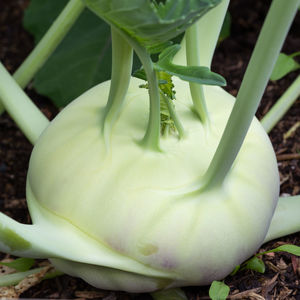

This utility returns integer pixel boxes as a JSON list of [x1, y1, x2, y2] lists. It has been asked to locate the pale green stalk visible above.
[[173, 0, 230, 68], [202, 0, 300, 190], [0, 63, 49, 144], [107, 23, 161, 151], [103, 27, 133, 141], [174, 0, 229, 124], [138, 50, 161, 151], [14, 0, 85, 88], [160, 91, 185, 138], [162, 124, 170, 138], [261, 75, 300, 133], [185, 25, 209, 123], [0, 0, 85, 115], [264, 195, 300, 243]]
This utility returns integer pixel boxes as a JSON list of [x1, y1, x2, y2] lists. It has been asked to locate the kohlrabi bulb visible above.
[[26, 77, 279, 292]]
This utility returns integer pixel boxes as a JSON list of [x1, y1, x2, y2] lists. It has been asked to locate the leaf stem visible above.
[[106, 24, 161, 151], [261, 75, 300, 133], [138, 50, 161, 151], [202, 0, 300, 190], [15, 0, 85, 88], [264, 195, 300, 243], [0, 63, 49, 144], [103, 27, 133, 141], [160, 91, 185, 138], [0, 0, 85, 114], [185, 25, 209, 124], [173, 0, 230, 67]]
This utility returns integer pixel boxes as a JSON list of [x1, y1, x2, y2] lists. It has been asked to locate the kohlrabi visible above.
[[0, 0, 300, 297]]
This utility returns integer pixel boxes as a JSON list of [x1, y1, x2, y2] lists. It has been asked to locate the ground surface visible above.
[[0, 0, 299, 299]]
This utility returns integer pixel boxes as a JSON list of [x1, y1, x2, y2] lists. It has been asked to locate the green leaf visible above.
[[23, 0, 112, 107], [230, 264, 240, 276], [0, 268, 43, 287], [239, 244, 300, 276], [23, 0, 66, 43], [148, 41, 174, 54], [209, 281, 230, 300], [84, 0, 222, 50], [154, 45, 226, 86], [243, 257, 265, 274], [0, 258, 35, 272], [133, 68, 147, 81], [270, 52, 300, 81], [264, 244, 300, 256]]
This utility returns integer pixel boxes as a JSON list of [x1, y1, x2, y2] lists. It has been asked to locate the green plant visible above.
[[270, 51, 300, 81], [0, 0, 299, 299]]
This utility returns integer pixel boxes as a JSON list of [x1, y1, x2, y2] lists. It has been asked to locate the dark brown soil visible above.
[[0, 0, 299, 299]]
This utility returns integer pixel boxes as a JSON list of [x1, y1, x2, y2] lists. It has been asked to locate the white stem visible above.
[[0, 0, 85, 116], [185, 25, 209, 123], [173, 0, 230, 67], [261, 75, 300, 133], [0, 63, 49, 144], [264, 195, 300, 243]]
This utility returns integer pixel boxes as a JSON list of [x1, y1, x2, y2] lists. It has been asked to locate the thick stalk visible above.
[[173, 0, 230, 67], [261, 75, 300, 133], [14, 0, 85, 88], [103, 27, 133, 140], [202, 0, 300, 190], [0, 0, 85, 114], [0, 63, 49, 144], [139, 52, 161, 151], [185, 25, 209, 124], [264, 195, 300, 243], [108, 25, 161, 151]]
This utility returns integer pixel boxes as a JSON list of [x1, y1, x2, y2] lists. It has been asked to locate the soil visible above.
[[0, 0, 299, 299]]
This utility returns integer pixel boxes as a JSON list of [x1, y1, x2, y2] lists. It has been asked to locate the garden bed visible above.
[[0, 0, 299, 299]]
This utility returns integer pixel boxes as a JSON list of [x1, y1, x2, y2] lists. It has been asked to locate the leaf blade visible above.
[[23, 0, 112, 107], [209, 281, 230, 300], [243, 257, 266, 274], [154, 45, 226, 86], [0, 258, 35, 272], [84, 0, 222, 49], [270, 52, 300, 81], [264, 244, 300, 256]]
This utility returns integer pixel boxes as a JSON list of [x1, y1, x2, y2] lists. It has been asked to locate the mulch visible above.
[[0, 0, 299, 299]]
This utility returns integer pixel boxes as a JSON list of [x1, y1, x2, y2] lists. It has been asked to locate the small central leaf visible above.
[[154, 45, 226, 86]]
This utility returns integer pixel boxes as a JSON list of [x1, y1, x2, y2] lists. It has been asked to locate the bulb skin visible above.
[[27, 78, 279, 292]]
